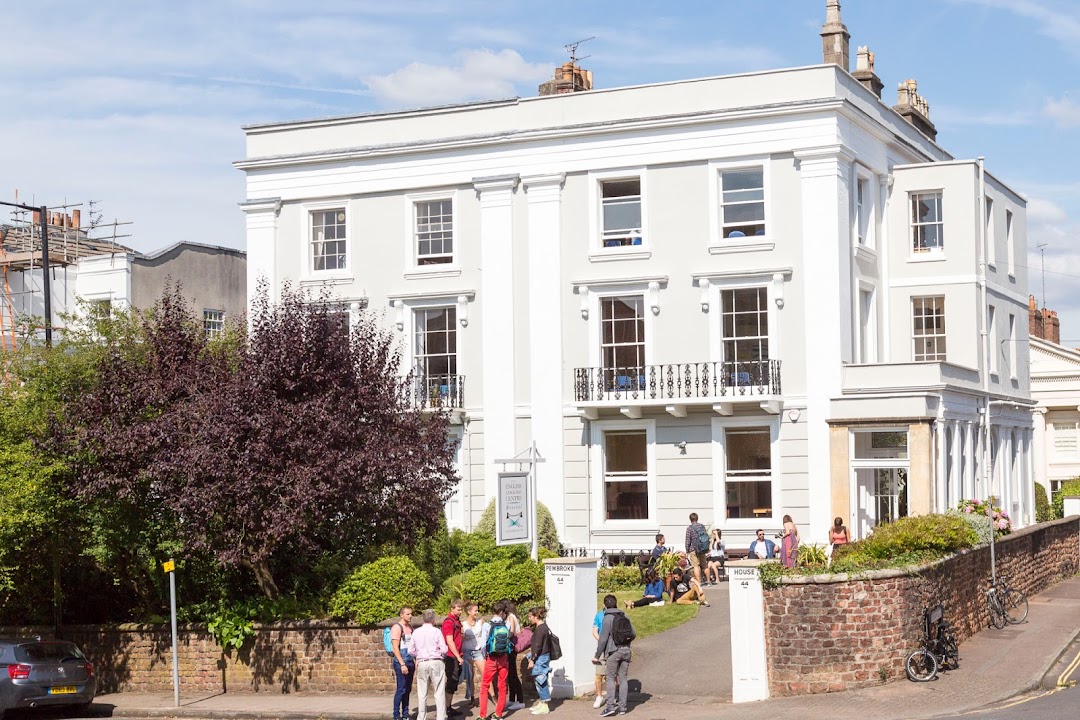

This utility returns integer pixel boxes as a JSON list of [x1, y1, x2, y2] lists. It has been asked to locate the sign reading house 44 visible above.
[[496, 471, 531, 546]]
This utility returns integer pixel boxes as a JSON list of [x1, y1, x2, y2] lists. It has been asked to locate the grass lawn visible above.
[[596, 590, 698, 639]]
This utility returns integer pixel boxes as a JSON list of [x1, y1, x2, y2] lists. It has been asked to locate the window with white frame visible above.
[[600, 296, 646, 389], [859, 288, 875, 363], [912, 296, 946, 361], [1053, 422, 1077, 454], [415, 198, 454, 265], [603, 429, 649, 520], [721, 287, 769, 363], [724, 427, 773, 520], [1006, 209, 1014, 274], [856, 176, 870, 245], [911, 191, 943, 254], [311, 208, 347, 271], [600, 178, 643, 247], [414, 307, 458, 397], [985, 196, 995, 266], [203, 309, 225, 339], [719, 167, 765, 238], [321, 303, 351, 342]]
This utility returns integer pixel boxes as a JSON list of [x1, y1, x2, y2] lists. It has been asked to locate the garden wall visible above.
[[763, 516, 1080, 695]]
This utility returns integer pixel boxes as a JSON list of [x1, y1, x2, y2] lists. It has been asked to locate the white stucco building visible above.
[[236, 4, 1034, 548], [1031, 337, 1080, 499]]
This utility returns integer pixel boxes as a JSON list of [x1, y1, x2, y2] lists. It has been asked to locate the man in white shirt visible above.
[[411, 608, 449, 720], [748, 529, 778, 559]]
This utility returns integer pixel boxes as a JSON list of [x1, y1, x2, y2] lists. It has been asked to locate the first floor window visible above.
[[1053, 422, 1078, 454], [203, 309, 224, 339], [311, 208, 347, 271], [724, 427, 772, 520], [600, 296, 646, 391], [415, 198, 453, 265], [414, 307, 457, 400], [600, 178, 643, 247], [911, 191, 943, 253], [603, 430, 648, 520], [719, 167, 765, 238], [721, 287, 769, 362], [912, 296, 946, 361]]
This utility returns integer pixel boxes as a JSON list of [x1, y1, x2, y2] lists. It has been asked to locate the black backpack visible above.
[[693, 524, 710, 553], [611, 613, 635, 647], [548, 630, 563, 661]]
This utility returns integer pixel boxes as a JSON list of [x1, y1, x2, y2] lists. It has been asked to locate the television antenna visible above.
[[564, 36, 594, 67], [1037, 242, 1048, 307]]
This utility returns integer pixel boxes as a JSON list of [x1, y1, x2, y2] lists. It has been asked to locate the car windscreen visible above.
[[14, 643, 85, 663]]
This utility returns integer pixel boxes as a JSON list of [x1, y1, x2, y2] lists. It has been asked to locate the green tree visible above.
[[475, 499, 562, 552]]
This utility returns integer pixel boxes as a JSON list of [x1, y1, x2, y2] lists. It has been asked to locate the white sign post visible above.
[[727, 560, 769, 703], [496, 471, 531, 546], [543, 557, 598, 699]]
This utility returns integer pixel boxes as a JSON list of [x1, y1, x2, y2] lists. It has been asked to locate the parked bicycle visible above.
[[986, 573, 1029, 629], [906, 604, 960, 682]]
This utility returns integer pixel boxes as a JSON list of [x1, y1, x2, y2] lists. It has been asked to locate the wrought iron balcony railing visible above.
[[404, 374, 465, 410], [573, 360, 781, 403]]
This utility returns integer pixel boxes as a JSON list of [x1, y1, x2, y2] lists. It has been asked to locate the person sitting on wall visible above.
[[748, 529, 778, 560]]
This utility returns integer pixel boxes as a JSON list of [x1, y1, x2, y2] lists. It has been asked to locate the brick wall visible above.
[[763, 517, 1080, 696]]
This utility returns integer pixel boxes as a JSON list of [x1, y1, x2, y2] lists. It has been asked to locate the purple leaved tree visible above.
[[67, 284, 459, 598]]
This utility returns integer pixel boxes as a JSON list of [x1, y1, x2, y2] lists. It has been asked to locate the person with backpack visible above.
[[387, 606, 416, 720], [503, 601, 526, 712], [684, 512, 710, 587], [525, 606, 552, 715], [479, 601, 511, 720], [593, 594, 635, 717]]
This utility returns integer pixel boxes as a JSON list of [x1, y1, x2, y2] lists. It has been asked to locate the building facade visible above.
[[237, 10, 1033, 548]]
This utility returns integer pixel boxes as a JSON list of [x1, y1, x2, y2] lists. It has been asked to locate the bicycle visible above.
[[906, 604, 960, 682], [996, 574, 1030, 625]]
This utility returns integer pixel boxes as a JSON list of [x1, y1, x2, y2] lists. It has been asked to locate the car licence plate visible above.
[[48, 686, 77, 694]]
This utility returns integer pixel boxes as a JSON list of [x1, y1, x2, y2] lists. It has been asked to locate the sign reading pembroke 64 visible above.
[[496, 471, 531, 546]]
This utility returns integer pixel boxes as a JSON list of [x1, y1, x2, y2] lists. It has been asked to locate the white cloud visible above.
[[1028, 197, 1068, 225], [949, 0, 1080, 58], [364, 49, 551, 107], [1044, 95, 1080, 128]]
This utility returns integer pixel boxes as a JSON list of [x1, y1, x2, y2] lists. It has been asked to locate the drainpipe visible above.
[[584, 417, 592, 551], [464, 417, 473, 531], [978, 157, 996, 583]]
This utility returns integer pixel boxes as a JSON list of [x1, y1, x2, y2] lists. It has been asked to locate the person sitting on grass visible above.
[[668, 567, 710, 607], [625, 569, 666, 609]]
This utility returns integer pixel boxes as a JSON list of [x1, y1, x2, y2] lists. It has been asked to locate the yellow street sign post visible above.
[[164, 558, 179, 707]]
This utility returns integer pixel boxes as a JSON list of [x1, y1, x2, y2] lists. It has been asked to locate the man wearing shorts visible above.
[[684, 512, 709, 586]]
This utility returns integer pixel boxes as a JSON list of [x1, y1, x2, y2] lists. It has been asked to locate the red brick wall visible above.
[[763, 517, 1080, 695]]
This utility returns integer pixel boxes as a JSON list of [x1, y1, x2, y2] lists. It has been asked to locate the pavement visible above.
[[88, 575, 1080, 720]]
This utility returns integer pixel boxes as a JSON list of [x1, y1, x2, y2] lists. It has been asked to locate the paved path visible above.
[[625, 582, 731, 703], [90, 575, 1080, 720]]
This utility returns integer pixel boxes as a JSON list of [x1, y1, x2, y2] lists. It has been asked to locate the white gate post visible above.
[[543, 557, 598, 698], [1064, 495, 1080, 519], [727, 560, 769, 703]]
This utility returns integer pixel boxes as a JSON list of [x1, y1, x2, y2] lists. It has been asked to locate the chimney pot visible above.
[[820, 0, 851, 71]]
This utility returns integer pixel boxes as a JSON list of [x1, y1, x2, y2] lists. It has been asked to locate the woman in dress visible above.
[[781, 514, 799, 568], [706, 528, 726, 584], [461, 603, 485, 707]]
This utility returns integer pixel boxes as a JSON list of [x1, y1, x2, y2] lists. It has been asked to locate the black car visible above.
[[0, 638, 96, 717]]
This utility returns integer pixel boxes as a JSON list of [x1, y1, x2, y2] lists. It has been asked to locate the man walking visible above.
[[411, 609, 449, 720], [594, 594, 635, 717], [442, 599, 466, 717], [684, 513, 710, 587], [479, 601, 511, 720]]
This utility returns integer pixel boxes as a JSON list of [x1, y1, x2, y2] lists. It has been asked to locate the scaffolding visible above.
[[0, 197, 132, 362]]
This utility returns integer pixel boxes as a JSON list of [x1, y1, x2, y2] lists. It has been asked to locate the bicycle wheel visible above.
[[906, 648, 939, 682], [987, 593, 1007, 629], [942, 635, 960, 670], [1004, 590, 1029, 624]]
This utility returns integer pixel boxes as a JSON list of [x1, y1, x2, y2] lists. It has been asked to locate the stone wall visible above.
[[763, 516, 1080, 695], [0, 621, 395, 694]]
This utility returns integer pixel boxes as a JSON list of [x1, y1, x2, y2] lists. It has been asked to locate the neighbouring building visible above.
[[1030, 299, 1078, 500], [237, 1, 1034, 549]]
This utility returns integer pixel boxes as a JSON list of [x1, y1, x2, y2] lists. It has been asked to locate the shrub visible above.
[[598, 566, 642, 592], [329, 556, 433, 624], [457, 559, 545, 612], [476, 499, 562, 553], [1051, 477, 1080, 519], [956, 498, 1011, 535], [1034, 483, 1051, 523], [797, 544, 829, 569], [449, 530, 530, 576], [434, 573, 469, 614], [954, 511, 993, 545], [859, 514, 977, 559]]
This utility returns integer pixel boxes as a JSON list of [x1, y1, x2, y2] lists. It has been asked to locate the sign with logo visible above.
[[496, 471, 531, 546]]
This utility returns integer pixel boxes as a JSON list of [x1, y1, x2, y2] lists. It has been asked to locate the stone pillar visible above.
[[908, 422, 932, 515], [543, 558, 598, 698], [796, 146, 855, 538], [830, 424, 851, 529], [474, 175, 520, 501], [934, 419, 946, 513], [1064, 496, 1080, 518], [1033, 408, 1049, 497], [950, 421, 962, 512], [728, 561, 769, 703], [241, 197, 281, 314], [965, 420, 977, 500], [524, 174, 567, 535]]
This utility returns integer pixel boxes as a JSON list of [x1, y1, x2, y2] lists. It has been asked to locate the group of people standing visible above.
[[387, 600, 555, 720]]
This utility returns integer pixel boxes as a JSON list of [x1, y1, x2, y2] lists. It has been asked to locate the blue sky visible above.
[[2, 0, 1079, 338]]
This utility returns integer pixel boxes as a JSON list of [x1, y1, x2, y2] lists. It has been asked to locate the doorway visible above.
[[849, 428, 910, 540]]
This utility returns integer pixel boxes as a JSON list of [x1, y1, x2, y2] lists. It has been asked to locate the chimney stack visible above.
[[538, 62, 593, 96], [893, 79, 938, 141], [1029, 294, 1062, 344], [820, 0, 850, 71], [852, 46, 884, 98], [72, 209, 81, 228]]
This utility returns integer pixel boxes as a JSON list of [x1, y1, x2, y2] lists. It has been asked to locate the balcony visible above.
[[573, 360, 782, 419], [403, 374, 466, 417]]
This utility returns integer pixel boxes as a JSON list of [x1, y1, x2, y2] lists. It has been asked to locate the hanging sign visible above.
[[496, 471, 532, 546]]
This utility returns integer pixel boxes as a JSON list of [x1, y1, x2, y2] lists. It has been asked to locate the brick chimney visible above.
[[821, 0, 850, 71], [893, 79, 938, 141], [538, 62, 593, 96], [1029, 294, 1062, 344], [852, 46, 884, 98]]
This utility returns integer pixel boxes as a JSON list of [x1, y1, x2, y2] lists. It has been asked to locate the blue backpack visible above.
[[486, 619, 512, 655], [383, 624, 410, 658]]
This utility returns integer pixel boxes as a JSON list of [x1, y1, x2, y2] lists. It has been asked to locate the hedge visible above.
[[329, 556, 432, 624], [1052, 477, 1080, 519], [436, 558, 544, 613], [1034, 483, 1051, 523], [598, 566, 642, 592], [476, 499, 562, 553]]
